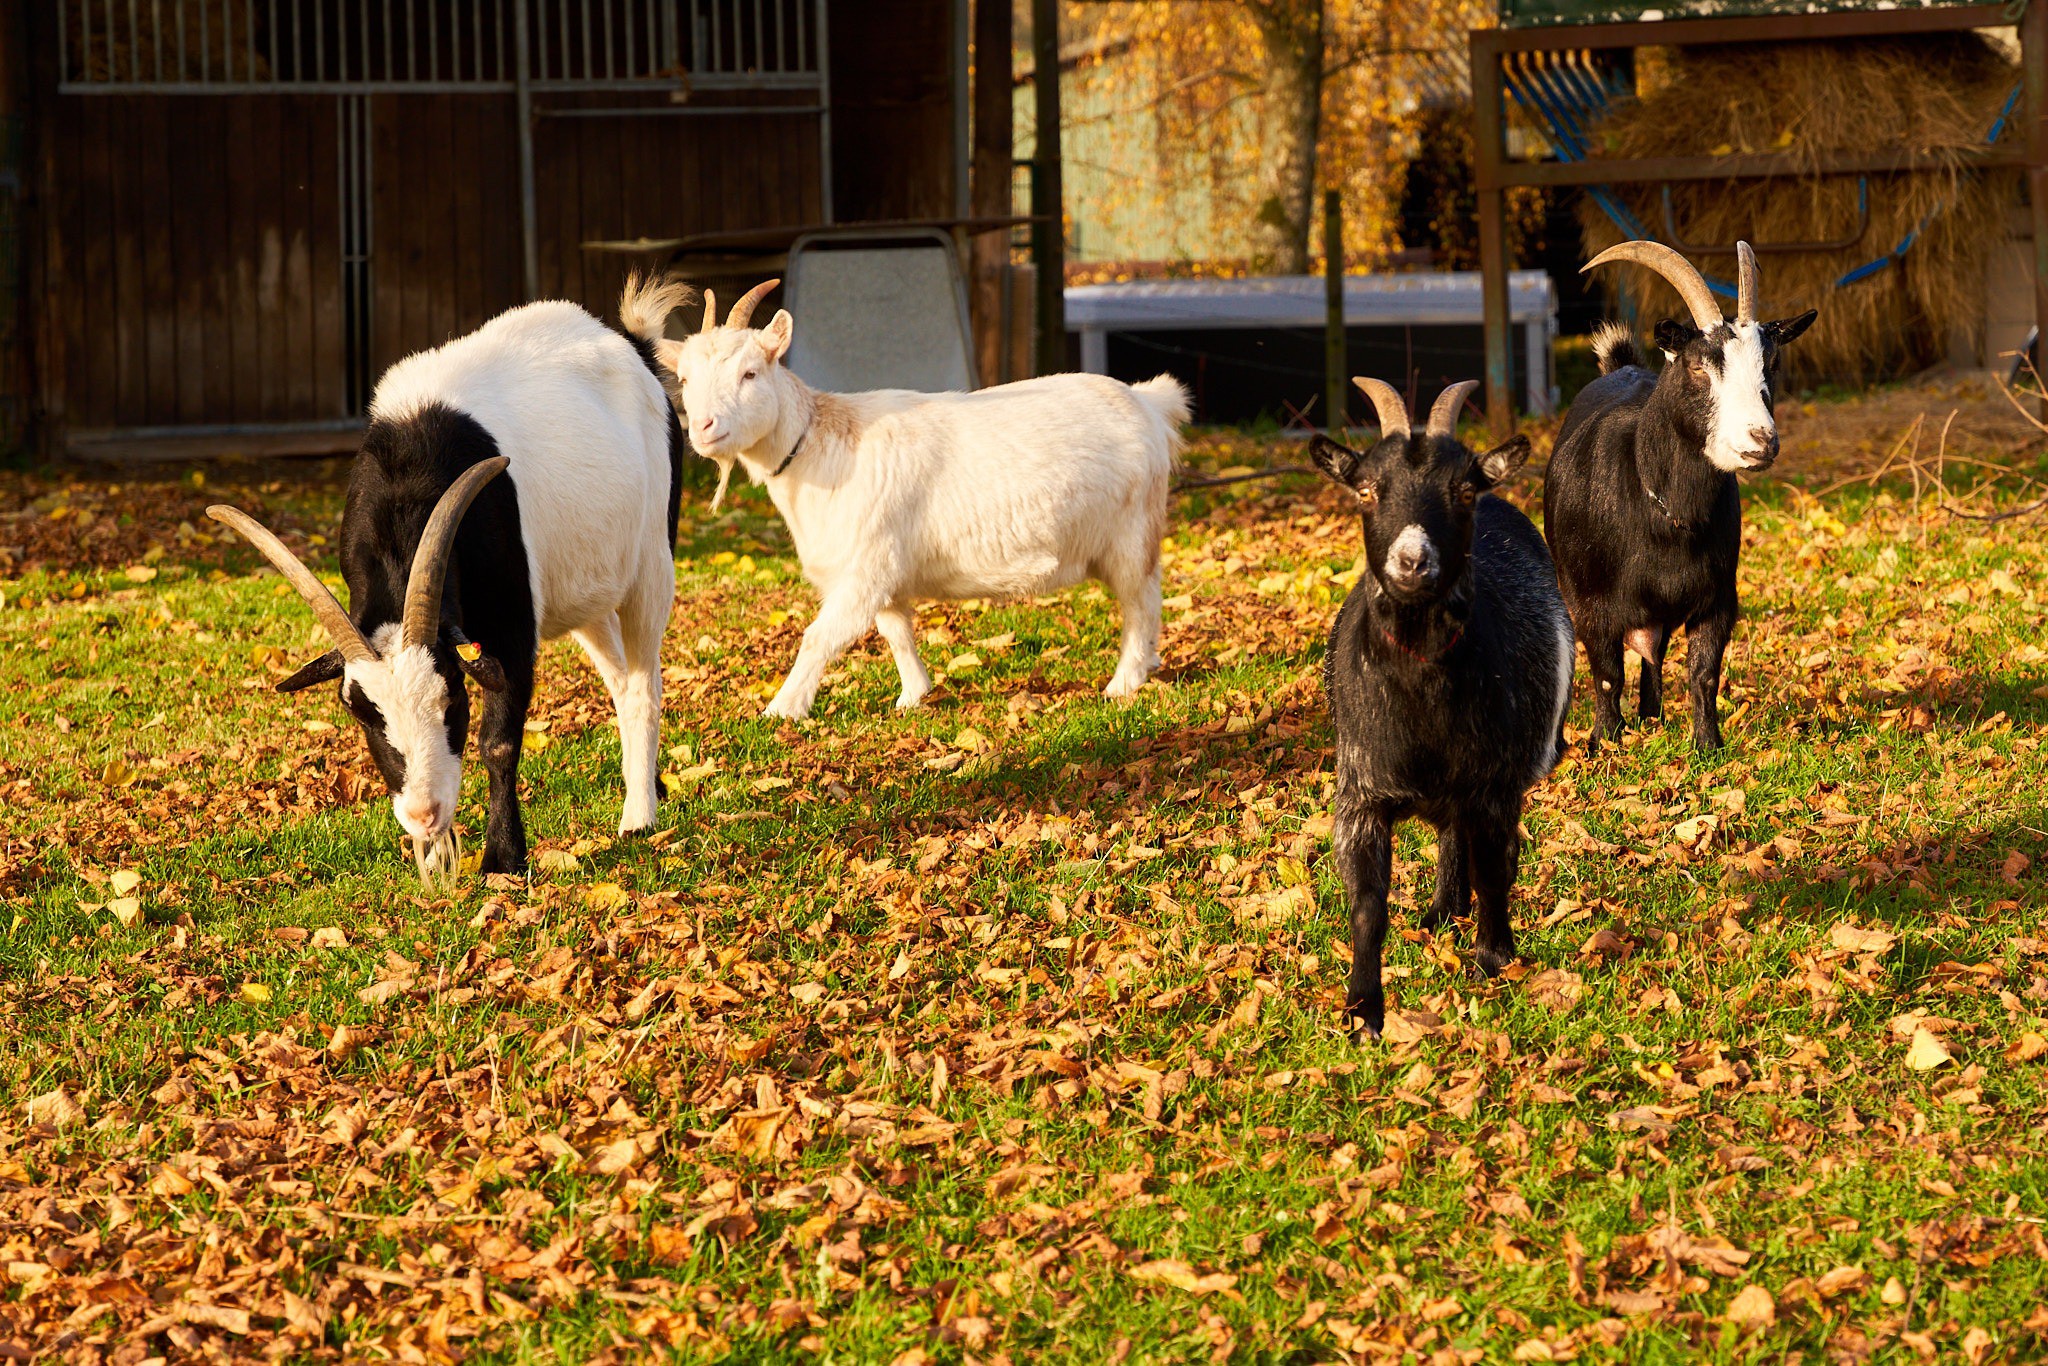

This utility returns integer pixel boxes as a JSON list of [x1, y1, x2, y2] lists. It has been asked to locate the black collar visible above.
[[770, 418, 813, 477]]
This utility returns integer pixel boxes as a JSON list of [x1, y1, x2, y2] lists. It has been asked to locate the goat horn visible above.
[[208, 505, 378, 665], [700, 288, 717, 335], [1351, 377, 1411, 437], [1582, 239, 1723, 334], [725, 278, 780, 330], [1427, 380, 1480, 438], [400, 456, 511, 651], [1735, 241, 1758, 327]]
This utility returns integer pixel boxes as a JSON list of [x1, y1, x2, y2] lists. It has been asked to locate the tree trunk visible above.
[[1247, 0, 1325, 275]]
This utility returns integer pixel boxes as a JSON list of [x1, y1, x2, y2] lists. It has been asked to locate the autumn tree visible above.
[[1064, 0, 1497, 275]]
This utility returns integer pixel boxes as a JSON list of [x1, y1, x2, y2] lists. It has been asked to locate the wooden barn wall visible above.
[[47, 93, 347, 432], [827, 0, 957, 224], [533, 91, 825, 314], [369, 96, 525, 378]]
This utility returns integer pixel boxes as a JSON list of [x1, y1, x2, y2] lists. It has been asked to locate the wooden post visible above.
[[1323, 189, 1345, 432], [970, 0, 1013, 386], [1030, 0, 1064, 377], [2025, 0, 2048, 417], [1471, 29, 1514, 440]]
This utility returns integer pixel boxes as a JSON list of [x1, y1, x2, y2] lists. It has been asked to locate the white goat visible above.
[[662, 281, 1190, 720]]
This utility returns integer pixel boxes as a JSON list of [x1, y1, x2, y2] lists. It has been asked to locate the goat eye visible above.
[[1458, 482, 1478, 505], [742, 370, 759, 382], [1355, 486, 1377, 508]]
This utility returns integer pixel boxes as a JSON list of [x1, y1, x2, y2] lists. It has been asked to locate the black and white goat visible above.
[[1545, 240, 1815, 751], [208, 276, 690, 881], [1311, 379, 1573, 1038]]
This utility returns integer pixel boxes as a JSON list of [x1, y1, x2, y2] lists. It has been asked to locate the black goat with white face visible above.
[[1546, 240, 1815, 751], [1312, 379, 1574, 1038]]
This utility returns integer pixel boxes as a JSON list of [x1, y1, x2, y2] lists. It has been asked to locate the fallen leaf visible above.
[[25, 1089, 85, 1130], [1906, 1027, 1954, 1071], [1723, 1284, 1775, 1335]]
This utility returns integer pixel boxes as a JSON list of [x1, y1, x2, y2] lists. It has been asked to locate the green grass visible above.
[[1, 433, 2046, 1363]]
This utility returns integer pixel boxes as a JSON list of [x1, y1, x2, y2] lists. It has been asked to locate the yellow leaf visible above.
[[239, 982, 273, 1005], [1829, 923, 1898, 954], [1906, 1027, 1954, 1071], [953, 727, 991, 754], [536, 849, 580, 874], [106, 897, 143, 928], [109, 869, 141, 897], [947, 652, 983, 673], [124, 564, 158, 583], [581, 882, 630, 911]]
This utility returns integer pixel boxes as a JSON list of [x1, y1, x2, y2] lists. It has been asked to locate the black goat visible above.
[[1546, 240, 1815, 751], [1312, 378, 1574, 1038]]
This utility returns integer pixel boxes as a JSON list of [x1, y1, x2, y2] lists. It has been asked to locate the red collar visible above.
[[1382, 624, 1463, 663]]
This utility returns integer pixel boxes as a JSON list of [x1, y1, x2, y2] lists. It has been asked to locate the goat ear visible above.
[[655, 338, 684, 375], [277, 649, 345, 693], [1767, 309, 1817, 346], [455, 650, 507, 693], [1308, 435, 1364, 490], [1653, 319, 1697, 359], [1472, 434, 1532, 488], [760, 309, 794, 362]]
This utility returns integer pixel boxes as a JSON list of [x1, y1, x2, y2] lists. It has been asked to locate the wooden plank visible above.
[[68, 98, 118, 429], [370, 95, 408, 374], [448, 96, 486, 335], [137, 98, 180, 424], [226, 88, 272, 420], [306, 96, 347, 418], [107, 102, 145, 425], [194, 101, 236, 426]]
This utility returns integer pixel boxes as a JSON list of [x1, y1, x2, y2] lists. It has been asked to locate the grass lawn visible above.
[[2, 395, 2046, 1364]]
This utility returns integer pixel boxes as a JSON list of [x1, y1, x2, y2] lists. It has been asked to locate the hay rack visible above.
[[1468, 0, 2048, 433]]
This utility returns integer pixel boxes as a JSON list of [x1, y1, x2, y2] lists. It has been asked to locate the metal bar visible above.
[[1030, 0, 1061, 377], [1324, 189, 1343, 433], [313, 0, 323, 82], [815, 0, 830, 221], [130, 0, 143, 82], [60, 77, 526, 92], [538, 101, 822, 117], [58, 0, 70, 85], [793, 0, 805, 72], [2025, 0, 2048, 416], [1484, 4, 2010, 54], [267, 0, 278, 82], [515, 0, 539, 300], [581, 0, 592, 80], [156, 0, 166, 80], [1471, 27, 1511, 437], [952, 0, 968, 221], [710, 0, 720, 73], [199, 0, 209, 81], [1485, 146, 2031, 190]]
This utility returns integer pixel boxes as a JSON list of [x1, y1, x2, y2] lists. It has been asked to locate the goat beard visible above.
[[409, 827, 463, 890], [707, 455, 736, 513]]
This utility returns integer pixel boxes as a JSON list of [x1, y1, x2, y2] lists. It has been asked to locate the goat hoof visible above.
[[1344, 1001, 1384, 1040], [1470, 947, 1516, 979], [762, 698, 812, 721]]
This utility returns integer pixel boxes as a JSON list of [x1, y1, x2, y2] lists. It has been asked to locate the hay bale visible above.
[[1577, 36, 2024, 386]]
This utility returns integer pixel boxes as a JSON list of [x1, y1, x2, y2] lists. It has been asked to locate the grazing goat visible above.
[[208, 275, 690, 881], [660, 281, 1189, 720], [1313, 378, 1572, 1038], [1546, 240, 1815, 752]]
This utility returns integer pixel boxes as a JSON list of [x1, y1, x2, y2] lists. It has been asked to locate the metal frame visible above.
[[1471, 1, 2048, 433], [783, 225, 980, 390]]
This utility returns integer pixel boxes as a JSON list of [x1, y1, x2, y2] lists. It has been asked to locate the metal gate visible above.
[[49, 0, 829, 445]]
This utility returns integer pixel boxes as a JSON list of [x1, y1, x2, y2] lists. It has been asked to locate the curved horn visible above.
[[699, 288, 717, 335], [208, 505, 378, 665], [1734, 241, 1758, 327], [1582, 239, 1723, 334], [725, 277, 781, 331], [1351, 377, 1411, 437], [1427, 380, 1480, 438], [400, 456, 511, 651]]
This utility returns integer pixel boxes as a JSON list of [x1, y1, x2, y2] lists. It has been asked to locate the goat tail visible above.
[[619, 272, 696, 346], [1590, 321, 1643, 375], [1131, 373, 1193, 468]]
